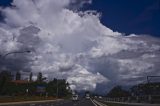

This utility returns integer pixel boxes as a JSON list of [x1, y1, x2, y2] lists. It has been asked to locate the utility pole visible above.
[[146, 76, 160, 103]]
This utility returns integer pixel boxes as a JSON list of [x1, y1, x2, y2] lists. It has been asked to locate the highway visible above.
[[2, 99, 102, 106], [2, 98, 160, 106]]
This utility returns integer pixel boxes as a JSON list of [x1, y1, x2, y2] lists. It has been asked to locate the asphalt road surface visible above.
[[3, 99, 98, 106]]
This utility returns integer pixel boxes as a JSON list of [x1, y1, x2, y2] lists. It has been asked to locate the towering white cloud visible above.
[[0, 0, 160, 92]]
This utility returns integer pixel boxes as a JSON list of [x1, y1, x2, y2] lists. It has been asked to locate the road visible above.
[[2, 98, 160, 106], [1, 99, 101, 106]]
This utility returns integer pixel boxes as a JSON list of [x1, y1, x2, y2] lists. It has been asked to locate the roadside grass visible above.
[[0, 96, 56, 103]]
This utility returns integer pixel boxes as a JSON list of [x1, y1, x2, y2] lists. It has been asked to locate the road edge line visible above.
[[90, 98, 98, 106], [93, 99, 108, 106]]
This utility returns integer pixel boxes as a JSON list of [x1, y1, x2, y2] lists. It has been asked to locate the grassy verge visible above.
[[0, 96, 56, 103]]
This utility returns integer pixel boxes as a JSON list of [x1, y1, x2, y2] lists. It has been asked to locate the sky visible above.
[[0, 0, 160, 93], [84, 0, 160, 37]]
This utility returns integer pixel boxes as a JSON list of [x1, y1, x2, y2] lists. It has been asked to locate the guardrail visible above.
[[104, 95, 160, 104]]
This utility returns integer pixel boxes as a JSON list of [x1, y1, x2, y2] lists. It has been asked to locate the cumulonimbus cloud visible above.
[[0, 0, 160, 92]]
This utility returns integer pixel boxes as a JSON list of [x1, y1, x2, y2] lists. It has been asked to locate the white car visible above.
[[85, 94, 90, 99], [99, 96, 102, 99], [86, 96, 90, 99], [72, 95, 79, 101]]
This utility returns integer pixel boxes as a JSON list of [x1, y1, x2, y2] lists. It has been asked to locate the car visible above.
[[72, 94, 79, 101], [85, 94, 90, 99], [86, 96, 90, 99], [99, 96, 102, 99]]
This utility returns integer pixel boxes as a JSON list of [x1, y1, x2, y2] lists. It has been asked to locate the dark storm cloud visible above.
[[0, 54, 31, 72]]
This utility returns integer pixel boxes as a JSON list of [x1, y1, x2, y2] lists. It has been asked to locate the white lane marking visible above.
[[90, 99, 97, 106], [93, 99, 108, 106], [93, 100, 103, 106]]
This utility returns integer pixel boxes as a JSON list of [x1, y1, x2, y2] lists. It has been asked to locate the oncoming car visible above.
[[72, 94, 79, 101], [85, 93, 90, 99]]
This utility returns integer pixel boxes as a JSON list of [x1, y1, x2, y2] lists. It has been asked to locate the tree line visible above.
[[0, 71, 72, 97], [106, 83, 160, 98]]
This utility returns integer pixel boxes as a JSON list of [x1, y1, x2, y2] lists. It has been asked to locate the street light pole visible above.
[[0, 50, 31, 96], [0, 50, 31, 59]]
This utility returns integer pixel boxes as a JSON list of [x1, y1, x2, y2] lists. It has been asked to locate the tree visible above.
[[37, 72, 42, 82], [46, 79, 71, 97], [107, 86, 130, 98], [57, 79, 69, 97], [46, 79, 57, 96], [16, 71, 21, 80], [0, 71, 12, 95]]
